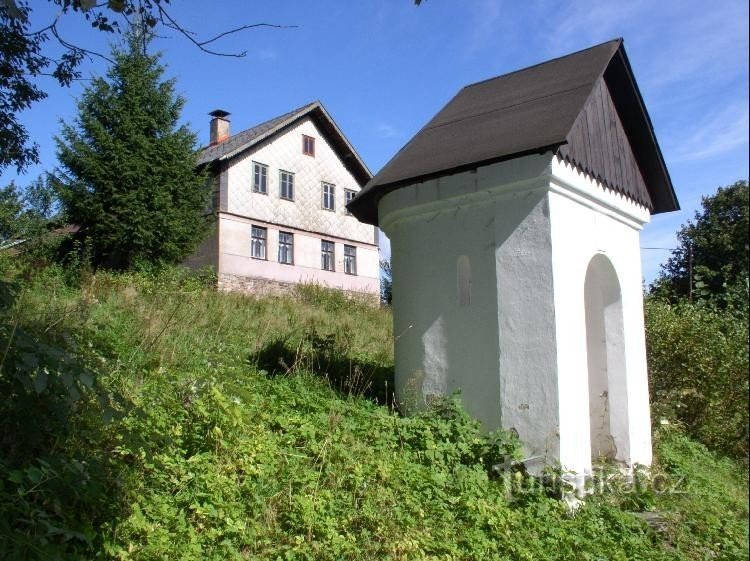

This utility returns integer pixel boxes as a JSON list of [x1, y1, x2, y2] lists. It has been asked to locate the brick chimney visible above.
[[209, 109, 230, 145]]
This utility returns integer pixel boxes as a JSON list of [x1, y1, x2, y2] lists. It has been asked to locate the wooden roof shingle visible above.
[[348, 39, 678, 225]]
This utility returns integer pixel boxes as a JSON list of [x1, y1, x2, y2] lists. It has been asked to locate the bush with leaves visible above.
[[645, 297, 749, 460], [0, 179, 57, 243], [2, 0, 287, 174], [1, 264, 747, 560], [0, 276, 128, 558], [651, 180, 749, 310], [380, 258, 393, 305]]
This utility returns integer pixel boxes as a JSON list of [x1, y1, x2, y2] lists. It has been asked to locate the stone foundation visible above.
[[218, 273, 296, 296], [218, 273, 380, 305]]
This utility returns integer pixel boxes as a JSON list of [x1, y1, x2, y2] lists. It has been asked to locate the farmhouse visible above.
[[190, 102, 380, 298], [348, 39, 679, 482]]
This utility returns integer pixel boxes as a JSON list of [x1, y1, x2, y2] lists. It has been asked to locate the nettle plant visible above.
[[0, 278, 127, 556]]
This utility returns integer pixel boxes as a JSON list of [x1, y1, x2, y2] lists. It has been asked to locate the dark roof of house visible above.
[[0, 224, 80, 254], [198, 101, 372, 187], [347, 39, 678, 225]]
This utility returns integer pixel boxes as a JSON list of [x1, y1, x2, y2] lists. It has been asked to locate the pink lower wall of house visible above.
[[217, 213, 380, 295]]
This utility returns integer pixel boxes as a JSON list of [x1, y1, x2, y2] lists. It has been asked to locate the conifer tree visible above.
[[55, 28, 210, 269]]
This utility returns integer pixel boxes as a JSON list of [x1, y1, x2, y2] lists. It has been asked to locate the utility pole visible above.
[[688, 243, 693, 303]]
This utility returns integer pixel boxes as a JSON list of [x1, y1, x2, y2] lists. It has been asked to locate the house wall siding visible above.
[[216, 213, 380, 295], [226, 116, 376, 246], [189, 114, 381, 297]]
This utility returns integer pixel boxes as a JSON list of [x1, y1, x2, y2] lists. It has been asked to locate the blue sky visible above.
[[5, 0, 748, 282]]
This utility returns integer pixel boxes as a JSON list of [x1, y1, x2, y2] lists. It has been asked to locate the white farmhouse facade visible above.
[[348, 39, 679, 484], [190, 102, 379, 297]]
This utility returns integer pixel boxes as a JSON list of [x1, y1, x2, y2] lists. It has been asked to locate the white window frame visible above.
[[344, 189, 356, 215], [322, 182, 335, 211], [279, 170, 294, 200], [251, 226, 267, 260], [278, 231, 294, 265], [321, 240, 335, 271], [252, 161, 268, 194], [344, 244, 357, 275]]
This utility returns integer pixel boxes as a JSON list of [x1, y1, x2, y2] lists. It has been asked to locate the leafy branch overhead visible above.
[[0, 0, 296, 173], [650, 180, 749, 309]]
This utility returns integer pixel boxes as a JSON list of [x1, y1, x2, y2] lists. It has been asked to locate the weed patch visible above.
[[0, 265, 746, 560]]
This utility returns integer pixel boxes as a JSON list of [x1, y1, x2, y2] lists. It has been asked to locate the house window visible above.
[[278, 231, 294, 265], [344, 189, 356, 215], [344, 245, 357, 275], [302, 135, 315, 157], [280, 170, 294, 200], [251, 226, 267, 260], [321, 240, 335, 271], [322, 182, 335, 211], [252, 162, 268, 194]]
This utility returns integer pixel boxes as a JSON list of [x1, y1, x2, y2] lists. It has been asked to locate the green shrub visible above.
[[650, 424, 749, 559], [645, 298, 749, 460], [0, 277, 127, 559], [0, 265, 747, 560]]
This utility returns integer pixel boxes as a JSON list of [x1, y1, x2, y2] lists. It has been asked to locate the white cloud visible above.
[[539, 0, 747, 95], [534, 1, 748, 175], [376, 123, 400, 138], [639, 2, 747, 92], [464, 0, 504, 56], [544, 0, 644, 54], [256, 49, 278, 61], [666, 102, 749, 163]]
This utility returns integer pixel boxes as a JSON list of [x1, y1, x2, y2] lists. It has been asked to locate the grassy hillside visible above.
[[0, 265, 747, 560]]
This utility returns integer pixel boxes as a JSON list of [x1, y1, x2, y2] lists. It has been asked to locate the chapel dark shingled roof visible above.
[[198, 101, 372, 187], [347, 39, 678, 226]]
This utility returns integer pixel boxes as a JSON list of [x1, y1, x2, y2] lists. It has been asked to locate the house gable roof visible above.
[[348, 39, 678, 225], [198, 101, 372, 187]]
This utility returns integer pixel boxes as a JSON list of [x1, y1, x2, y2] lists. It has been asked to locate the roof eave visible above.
[[605, 44, 679, 213], [198, 102, 372, 187], [198, 103, 319, 166], [308, 104, 372, 186], [348, 143, 564, 226]]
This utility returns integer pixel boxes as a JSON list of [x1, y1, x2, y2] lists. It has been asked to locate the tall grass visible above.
[[0, 264, 747, 560]]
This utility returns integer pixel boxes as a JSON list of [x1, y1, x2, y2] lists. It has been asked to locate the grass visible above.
[[0, 264, 747, 560]]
